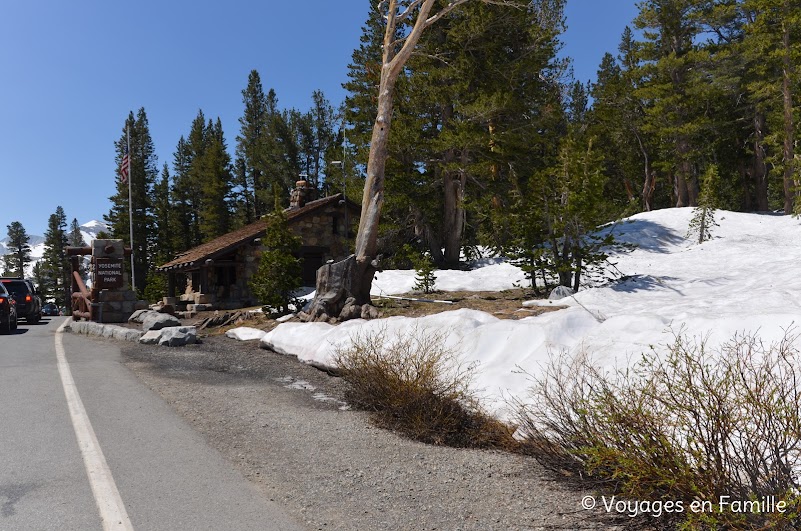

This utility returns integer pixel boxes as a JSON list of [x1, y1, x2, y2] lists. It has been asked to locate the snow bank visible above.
[[230, 208, 801, 415]]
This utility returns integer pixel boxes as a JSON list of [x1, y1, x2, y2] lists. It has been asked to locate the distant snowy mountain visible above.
[[0, 234, 46, 259], [0, 220, 110, 276]]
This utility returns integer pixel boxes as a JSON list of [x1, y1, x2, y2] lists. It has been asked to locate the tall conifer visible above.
[[235, 70, 269, 222], [3, 221, 32, 277], [104, 108, 158, 295], [41, 207, 69, 306]]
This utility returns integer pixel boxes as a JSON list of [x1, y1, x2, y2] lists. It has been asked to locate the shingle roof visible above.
[[157, 194, 355, 271]]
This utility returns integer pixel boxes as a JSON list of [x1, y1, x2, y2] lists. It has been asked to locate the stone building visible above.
[[157, 183, 360, 310]]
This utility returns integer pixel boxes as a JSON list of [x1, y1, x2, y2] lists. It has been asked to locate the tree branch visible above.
[[382, 0, 400, 66], [396, 0, 426, 22], [423, 0, 471, 28], [385, 0, 436, 78]]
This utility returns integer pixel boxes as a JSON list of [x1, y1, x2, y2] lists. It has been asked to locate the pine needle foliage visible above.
[[3, 221, 32, 277], [688, 165, 721, 244], [412, 252, 437, 294], [249, 211, 302, 316]]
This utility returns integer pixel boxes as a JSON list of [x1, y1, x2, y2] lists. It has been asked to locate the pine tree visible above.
[[31, 262, 48, 299], [266, 94, 301, 209], [343, 1, 389, 170], [515, 120, 621, 291], [68, 217, 88, 283], [41, 207, 69, 307], [633, 0, 708, 207], [68, 218, 86, 247], [589, 48, 655, 211], [151, 164, 174, 265], [742, 0, 801, 213], [104, 108, 158, 295], [184, 111, 211, 244], [170, 136, 199, 253], [343, 0, 568, 269], [3, 221, 32, 277], [235, 70, 269, 222], [689, 165, 721, 243], [412, 252, 437, 294], [249, 211, 302, 316], [145, 163, 174, 302], [198, 118, 233, 241], [287, 90, 337, 193]]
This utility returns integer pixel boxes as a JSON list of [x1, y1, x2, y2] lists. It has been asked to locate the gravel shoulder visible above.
[[119, 335, 629, 530]]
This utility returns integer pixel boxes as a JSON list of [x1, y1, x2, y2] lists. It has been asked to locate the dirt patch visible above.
[[184, 289, 566, 337], [370, 288, 565, 319]]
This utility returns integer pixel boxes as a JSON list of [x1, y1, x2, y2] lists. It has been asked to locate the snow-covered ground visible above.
[[227, 208, 801, 417]]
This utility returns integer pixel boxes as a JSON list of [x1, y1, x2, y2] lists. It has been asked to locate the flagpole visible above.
[[126, 124, 136, 293]]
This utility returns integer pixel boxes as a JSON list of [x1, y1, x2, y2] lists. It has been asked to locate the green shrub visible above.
[[249, 211, 302, 316], [515, 329, 801, 529], [334, 326, 515, 449], [412, 252, 437, 294]]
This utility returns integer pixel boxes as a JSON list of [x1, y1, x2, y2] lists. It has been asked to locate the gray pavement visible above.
[[0, 316, 306, 531]]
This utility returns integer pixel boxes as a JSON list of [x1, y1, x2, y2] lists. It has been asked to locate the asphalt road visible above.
[[0, 316, 305, 531]]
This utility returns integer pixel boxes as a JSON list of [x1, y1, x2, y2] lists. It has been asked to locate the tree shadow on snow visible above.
[[610, 274, 684, 295], [599, 219, 687, 255]]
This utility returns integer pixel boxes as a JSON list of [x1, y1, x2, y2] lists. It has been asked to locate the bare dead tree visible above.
[[353, 0, 476, 300], [305, 0, 517, 321]]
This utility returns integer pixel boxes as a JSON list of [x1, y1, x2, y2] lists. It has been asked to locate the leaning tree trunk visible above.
[[304, 69, 400, 322], [304, 0, 462, 322]]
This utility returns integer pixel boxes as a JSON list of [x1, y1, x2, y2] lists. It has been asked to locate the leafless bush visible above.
[[334, 326, 516, 449], [515, 329, 801, 529]]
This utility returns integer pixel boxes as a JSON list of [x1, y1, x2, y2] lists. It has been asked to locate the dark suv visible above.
[[0, 282, 18, 334], [0, 278, 41, 324]]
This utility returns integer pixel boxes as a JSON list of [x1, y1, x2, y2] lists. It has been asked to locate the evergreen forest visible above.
[[97, 0, 801, 298]]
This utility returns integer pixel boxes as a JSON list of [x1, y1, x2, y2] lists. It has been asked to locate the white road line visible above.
[[56, 319, 134, 531]]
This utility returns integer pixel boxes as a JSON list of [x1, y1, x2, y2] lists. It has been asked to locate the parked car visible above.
[[0, 277, 41, 324], [0, 282, 18, 334], [42, 303, 60, 316]]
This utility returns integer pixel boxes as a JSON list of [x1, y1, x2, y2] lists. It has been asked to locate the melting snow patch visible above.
[[275, 376, 316, 391], [275, 377, 349, 408], [226, 327, 267, 341]]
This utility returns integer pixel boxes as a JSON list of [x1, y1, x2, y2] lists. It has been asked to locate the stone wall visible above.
[[289, 203, 352, 260], [94, 289, 145, 323]]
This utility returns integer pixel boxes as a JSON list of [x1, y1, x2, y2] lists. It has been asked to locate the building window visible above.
[[332, 215, 340, 235]]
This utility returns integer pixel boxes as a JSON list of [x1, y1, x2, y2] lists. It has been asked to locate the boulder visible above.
[[139, 330, 161, 345], [139, 326, 197, 347], [339, 297, 362, 321], [112, 327, 144, 342], [142, 312, 182, 332], [129, 309, 154, 324], [158, 326, 197, 347], [360, 304, 380, 320], [548, 285, 576, 300]]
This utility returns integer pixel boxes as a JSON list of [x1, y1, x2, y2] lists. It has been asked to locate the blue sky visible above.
[[0, 0, 638, 237]]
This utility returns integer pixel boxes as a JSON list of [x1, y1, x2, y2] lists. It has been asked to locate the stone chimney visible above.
[[289, 179, 309, 209]]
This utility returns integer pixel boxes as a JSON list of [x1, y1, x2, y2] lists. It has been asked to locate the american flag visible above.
[[119, 143, 130, 184]]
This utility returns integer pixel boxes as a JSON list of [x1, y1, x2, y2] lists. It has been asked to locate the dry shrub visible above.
[[515, 329, 801, 529], [334, 326, 516, 449]]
